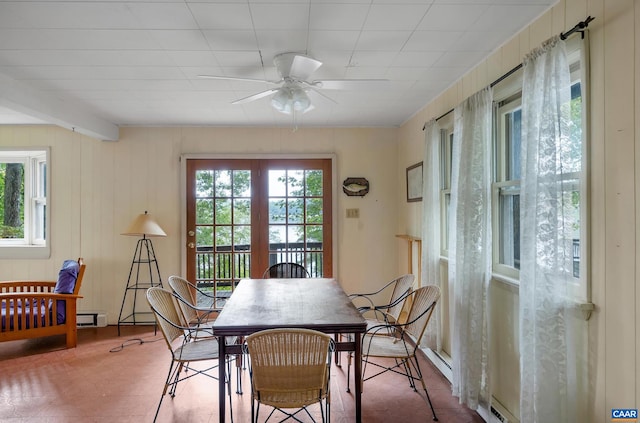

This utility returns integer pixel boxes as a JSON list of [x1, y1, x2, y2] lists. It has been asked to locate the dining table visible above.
[[212, 277, 367, 423]]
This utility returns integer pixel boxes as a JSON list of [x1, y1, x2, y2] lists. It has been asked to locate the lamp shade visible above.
[[122, 211, 166, 237]]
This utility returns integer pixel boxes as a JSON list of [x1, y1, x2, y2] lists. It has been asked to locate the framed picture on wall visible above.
[[406, 161, 423, 202]]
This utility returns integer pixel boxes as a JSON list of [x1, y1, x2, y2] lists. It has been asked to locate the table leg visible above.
[[354, 332, 362, 423], [219, 336, 226, 423]]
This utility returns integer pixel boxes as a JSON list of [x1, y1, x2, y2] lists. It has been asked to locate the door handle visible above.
[[187, 242, 195, 249]]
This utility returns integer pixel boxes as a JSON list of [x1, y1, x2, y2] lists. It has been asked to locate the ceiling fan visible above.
[[198, 52, 389, 115]]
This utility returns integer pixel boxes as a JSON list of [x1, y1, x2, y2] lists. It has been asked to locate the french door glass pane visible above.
[[306, 225, 323, 244], [269, 170, 286, 196], [215, 199, 231, 224], [288, 198, 304, 223], [215, 170, 231, 197], [306, 198, 323, 223], [196, 171, 213, 196], [234, 199, 251, 224], [196, 199, 213, 224], [269, 225, 286, 244], [306, 170, 323, 196], [269, 199, 286, 223]]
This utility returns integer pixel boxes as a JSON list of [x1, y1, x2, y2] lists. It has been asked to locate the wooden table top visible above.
[[212, 278, 366, 336]]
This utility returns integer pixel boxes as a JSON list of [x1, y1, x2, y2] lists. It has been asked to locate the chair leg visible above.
[[346, 350, 351, 393], [236, 364, 243, 394], [345, 332, 354, 393], [326, 394, 330, 423], [154, 360, 178, 422], [409, 355, 438, 421], [226, 359, 235, 423], [399, 358, 417, 391]]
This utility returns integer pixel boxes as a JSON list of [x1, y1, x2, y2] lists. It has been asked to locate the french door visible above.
[[185, 158, 333, 305]]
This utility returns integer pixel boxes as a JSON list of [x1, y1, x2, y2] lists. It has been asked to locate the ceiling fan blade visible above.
[[289, 55, 323, 81], [311, 79, 390, 90], [308, 87, 338, 104], [231, 88, 280, 105], [198, 75, 281, 85]]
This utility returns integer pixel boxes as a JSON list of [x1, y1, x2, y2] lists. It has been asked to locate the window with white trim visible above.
[[493, 94, 522, 278], [0, 149, 50, 258], [439, 115, 453, 256], [438, 37, 587, 294], [491, 38, 587, 291]]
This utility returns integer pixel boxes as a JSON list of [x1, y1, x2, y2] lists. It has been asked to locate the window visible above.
[[0, 148, 49, 258], [439, 117, 454, 256], [493, 95, 522, 278], [562, 59, 586, 285], [491, 38, 587, 288]]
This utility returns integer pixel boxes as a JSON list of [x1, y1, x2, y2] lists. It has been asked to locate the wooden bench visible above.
[[0, 258, 85, 348]]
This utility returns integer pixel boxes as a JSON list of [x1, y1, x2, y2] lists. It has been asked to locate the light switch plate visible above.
[[346, 208, 359, 218]]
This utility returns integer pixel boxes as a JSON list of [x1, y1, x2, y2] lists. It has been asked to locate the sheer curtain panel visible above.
[[421, 119, 441, 351], [449, 87, 493, 410], [519, 35, 588, 423]]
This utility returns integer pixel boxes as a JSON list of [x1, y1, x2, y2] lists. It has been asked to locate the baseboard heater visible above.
[[77, 312, 107, 328], [422, 347, 518, 423], [488, 400, 518, 423], [491, 406, 508, 422]]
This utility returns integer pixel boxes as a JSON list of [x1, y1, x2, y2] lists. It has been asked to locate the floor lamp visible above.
[[117, 211, 166, 336]]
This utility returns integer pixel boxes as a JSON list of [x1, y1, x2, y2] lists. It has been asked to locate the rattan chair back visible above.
[[146, 287, 186, 348], [385, 274, 415, 324], [167, 275, 199, 325], [246, 328, 331, 409], [404, 284, 441, 344]]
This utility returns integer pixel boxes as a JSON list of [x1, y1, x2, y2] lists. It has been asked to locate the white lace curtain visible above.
[[519, 35, 588, 423], [421, 119, 441, 351], [449, 87, 493, 410]]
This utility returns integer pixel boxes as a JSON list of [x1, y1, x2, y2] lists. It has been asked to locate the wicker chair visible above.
[[146, 287, 232, 422], [350, 274, 415, 330], [343, 274, 415, 392], [245, 328, 333, 423], [262, 262, 310, 278], [167, 276, 244, 392], [361, 285, 441, 421], [167, 275, 221, 338]]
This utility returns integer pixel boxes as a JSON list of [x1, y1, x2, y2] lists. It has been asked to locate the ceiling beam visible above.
[[0, 73, 119, 141]]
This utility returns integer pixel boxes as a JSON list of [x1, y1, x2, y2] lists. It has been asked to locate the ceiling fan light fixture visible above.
[[271, 86, 311, 115], [271, 88, 291, 114], [291, 87, 310, 112], [291, 88, 311, 113]]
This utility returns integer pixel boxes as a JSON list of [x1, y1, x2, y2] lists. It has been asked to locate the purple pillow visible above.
[[52, 260, 80, 324], [54, 260, 79, 294]]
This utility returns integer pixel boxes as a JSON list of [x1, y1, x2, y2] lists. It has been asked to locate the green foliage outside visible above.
[[0, 163, 24, 238]]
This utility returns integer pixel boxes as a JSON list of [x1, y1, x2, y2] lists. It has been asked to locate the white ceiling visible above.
[[0, 0, 556, 140]]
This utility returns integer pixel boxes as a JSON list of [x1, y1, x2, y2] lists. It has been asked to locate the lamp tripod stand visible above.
[[117, 211, 166, 336]]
